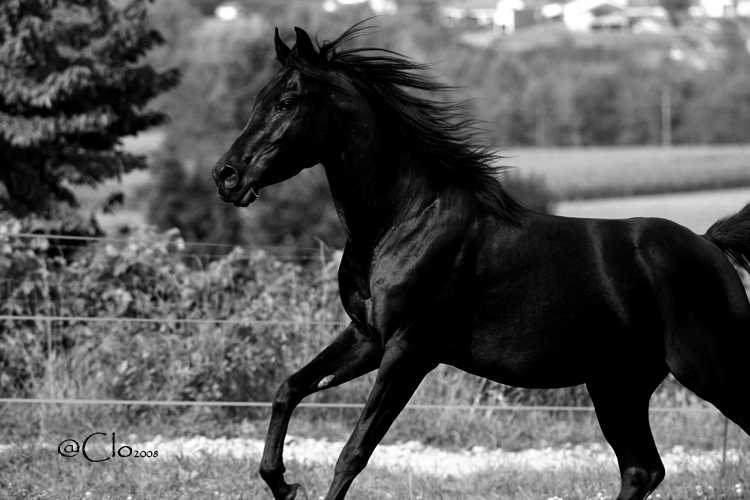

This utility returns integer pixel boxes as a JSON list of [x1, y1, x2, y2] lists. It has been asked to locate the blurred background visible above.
[[2, 1, 750, 487], [52, 0, 750, 246]]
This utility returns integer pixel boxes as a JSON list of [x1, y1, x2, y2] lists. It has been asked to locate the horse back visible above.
[[451, 213, 747, 387]]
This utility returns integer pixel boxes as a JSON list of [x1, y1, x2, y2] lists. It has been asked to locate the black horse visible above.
[[213, 23, 750, 500]]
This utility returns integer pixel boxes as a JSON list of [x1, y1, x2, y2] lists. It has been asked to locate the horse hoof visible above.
[[288, 483, 308, 500]]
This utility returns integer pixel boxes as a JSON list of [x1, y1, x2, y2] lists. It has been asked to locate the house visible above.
[[444, 0, 680, 34], [322, 0, 398, 14], [686, 0, 750, 16], [494, 0, 537, 33], [562, 0, 628, 31], [441, 0, 498, 27], [541, 2, 564, 21], [691, 0, 735, 17]]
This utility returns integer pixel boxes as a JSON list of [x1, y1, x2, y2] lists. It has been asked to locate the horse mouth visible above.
[[233, 184, 259, 207]]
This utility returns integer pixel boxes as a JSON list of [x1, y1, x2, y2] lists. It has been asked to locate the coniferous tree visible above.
[[0, 0, 179, 217]]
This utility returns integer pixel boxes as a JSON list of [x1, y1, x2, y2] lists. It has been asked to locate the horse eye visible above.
[[278, 98, 295, 110]]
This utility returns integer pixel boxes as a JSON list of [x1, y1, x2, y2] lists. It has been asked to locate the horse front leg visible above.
[[323, 339, 438, 500], [259, 323, 382, 500]]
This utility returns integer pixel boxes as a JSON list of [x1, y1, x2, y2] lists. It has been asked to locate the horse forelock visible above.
[[281, 22, 527, 225]]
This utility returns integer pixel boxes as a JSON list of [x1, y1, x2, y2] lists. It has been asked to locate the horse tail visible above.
[[704, 201, 750, 274]]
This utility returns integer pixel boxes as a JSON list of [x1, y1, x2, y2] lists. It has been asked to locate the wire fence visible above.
[[0, 309, 728, 414], [0, 397, 725, 412], [0, 307, 730, 415], [0, 230, 739, 470], [5, 232, 334, 262], [0, 314, 347, 327], [6, 232, 323, 252]]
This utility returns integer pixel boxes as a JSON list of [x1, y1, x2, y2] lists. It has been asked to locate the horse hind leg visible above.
[[587, 364, 669, 500], [665, 318, 750, 437], [668, 363, 750, 438], [664, 232, 750, 436]]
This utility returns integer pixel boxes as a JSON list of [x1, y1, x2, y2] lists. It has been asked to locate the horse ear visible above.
[[274, 28, 291, 64], [293, 27, 317, 62]]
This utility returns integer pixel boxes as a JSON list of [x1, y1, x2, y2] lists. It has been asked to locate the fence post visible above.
[[661, 84, 672, 147], [720, 415, 729, 478]]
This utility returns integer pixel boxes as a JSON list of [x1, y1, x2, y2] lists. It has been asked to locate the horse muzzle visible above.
[[214, 164, 260, 206]]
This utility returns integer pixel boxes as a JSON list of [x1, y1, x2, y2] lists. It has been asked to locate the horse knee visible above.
[[272, 379, 301, 412]]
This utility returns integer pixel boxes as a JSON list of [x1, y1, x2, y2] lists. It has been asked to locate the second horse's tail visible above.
[[704, 202, 750, 274]]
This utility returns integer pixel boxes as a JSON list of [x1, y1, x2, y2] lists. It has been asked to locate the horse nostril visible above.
[[219, 165, 239, 190]]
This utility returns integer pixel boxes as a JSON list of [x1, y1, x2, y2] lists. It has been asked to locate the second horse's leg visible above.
[[259, 323, 382, 500]]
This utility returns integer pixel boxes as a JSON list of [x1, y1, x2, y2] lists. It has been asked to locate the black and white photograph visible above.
[[1, 0, 749, 498]]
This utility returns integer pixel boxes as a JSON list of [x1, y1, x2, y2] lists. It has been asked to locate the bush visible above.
[[148, 152, 246, 251], [0, 222, 346, 414]]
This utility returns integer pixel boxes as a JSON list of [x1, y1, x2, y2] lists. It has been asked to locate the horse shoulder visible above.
[[364, 204, 480, 340]]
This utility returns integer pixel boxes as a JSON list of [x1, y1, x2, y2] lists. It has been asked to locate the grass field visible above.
[[1, 439, 747, 500], [503, 145, 750, 201], [2, 402, 748, 499]]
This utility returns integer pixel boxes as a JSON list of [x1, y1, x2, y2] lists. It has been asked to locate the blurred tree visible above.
[[188, 0, 224, 16], [188, 0, 288, 18], [146, 0, 202, 69], [573, 70, 621, 146], [613, 61, 661, 145], [147, 16, 274, 248], [660, 0, 692, 26], [253, 167, 345, 249], [0, 0, 179, 217], [148, 150, 245, 250], [681, 71, 750, 144]]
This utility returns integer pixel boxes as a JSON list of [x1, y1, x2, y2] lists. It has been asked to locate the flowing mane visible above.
[[283, 22, 527, 224]]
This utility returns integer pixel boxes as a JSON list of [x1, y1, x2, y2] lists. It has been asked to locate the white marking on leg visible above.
[[318, 375, 335, 388]]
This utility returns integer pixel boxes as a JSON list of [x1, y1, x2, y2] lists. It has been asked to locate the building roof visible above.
[[563, 0, 627, 12], [441, 0, 497, 8]]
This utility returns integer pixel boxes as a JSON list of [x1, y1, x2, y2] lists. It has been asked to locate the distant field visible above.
[[557, 187, 750, 234], [503, 144, 750, 201]]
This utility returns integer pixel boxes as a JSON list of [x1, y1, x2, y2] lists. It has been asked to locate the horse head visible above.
[[212, 27, 347, 207]]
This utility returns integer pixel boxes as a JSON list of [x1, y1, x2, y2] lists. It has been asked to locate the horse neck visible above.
[[321, 135, 437, 249]]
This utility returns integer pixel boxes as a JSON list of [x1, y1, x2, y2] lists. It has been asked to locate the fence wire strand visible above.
[[0, 314, 347, 326], [0, 398, 723, 412], [4, 232, 325, 253]]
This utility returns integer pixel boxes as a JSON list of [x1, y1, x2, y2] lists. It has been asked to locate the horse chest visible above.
[[339, 254, 447, 342], [338, 273, 408, 342]]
